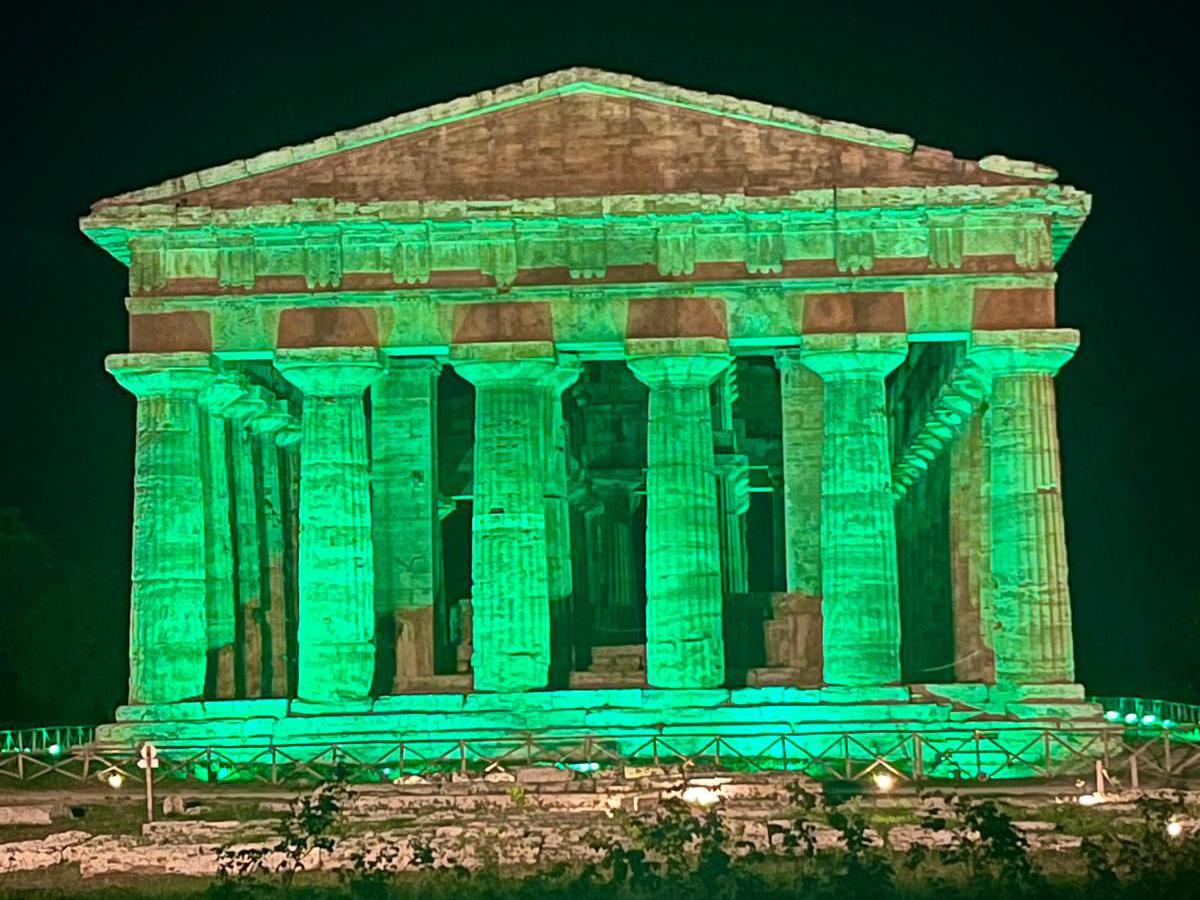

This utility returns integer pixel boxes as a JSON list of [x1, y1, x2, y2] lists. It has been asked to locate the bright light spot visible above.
[[47, 743, 62, 757], [565, 762, 600, 774], [381, 767, 393, 777], [1124, 713, 1139, 725], [106, 773, 124, 789], [872, 772, 897, 792], [1142, 714, 1157, 726], [1104, 710, 1120, 722], [1077, 793, 1104, 807], [681, 785, 721, 808], [1163, 719, 1175, 729], [1166, 820, 1183, 839]]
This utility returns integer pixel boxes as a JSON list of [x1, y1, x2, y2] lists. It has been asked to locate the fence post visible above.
[[1129, 749, 1139, 790], [270, 745, 278, 785], [913, 735, 924, 786], [459, 740, 467, 775]]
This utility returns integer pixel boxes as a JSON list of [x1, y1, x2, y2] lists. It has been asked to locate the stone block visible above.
[[0, 806, 53, 826]]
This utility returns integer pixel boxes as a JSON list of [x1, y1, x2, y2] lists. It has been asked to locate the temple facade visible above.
[[84, 70, 1099, 756]]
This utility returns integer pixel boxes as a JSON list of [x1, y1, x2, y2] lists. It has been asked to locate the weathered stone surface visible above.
[[0, 805, 53, 826]]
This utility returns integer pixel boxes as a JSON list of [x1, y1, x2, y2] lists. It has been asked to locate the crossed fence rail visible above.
[[2, 725, 1199, 789]]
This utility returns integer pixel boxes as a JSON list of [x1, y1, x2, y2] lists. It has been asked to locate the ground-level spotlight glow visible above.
[[106, 773, 124, 789], [1163, 719, 1175, 729], [681, 785, 722, 808], [1104, 710, 1120, 722], [565, 762, 600, 774], [872, 772, 897, 792], [1141, 714, 1157, 726], [1124, 713, 1139, 725], [1166, 820, 1183, 839], [47, 743, 62, 757]]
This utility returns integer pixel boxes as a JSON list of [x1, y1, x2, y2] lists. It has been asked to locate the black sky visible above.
[[1, 3, 1196, 723]]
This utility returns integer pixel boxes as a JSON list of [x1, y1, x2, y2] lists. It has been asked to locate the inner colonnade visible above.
[[106, 326, 1077, 705]]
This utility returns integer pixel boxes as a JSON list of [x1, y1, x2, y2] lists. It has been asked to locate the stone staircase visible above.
[[569, 644, 646, 689]]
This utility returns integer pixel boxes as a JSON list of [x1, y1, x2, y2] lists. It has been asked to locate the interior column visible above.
[[370, 357, 443, 692]]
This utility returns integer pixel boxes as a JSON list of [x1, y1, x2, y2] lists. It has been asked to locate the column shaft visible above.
[[949, 414, 995, 681], [255, 431, 289, 697], [454, 356, 557, 691], [801, 335, 907, 686], [228, 420, 264, 697], [629, 347, 731, 689], [370, 359, 442, 691], [107, 353, 213, 704], [778, 357, 823, 597], [973, 330, 1077, 684], [545, 366, 579, 685], [277, 349, 384, 701], [199, 409, 237, 698]]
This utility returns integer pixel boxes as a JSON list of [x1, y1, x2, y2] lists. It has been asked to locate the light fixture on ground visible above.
[[872, 772, 897, 792]]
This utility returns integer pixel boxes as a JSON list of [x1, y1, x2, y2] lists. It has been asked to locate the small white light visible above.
[[1104, 710, 1120, 722], [681, 785, 721, 808], [1124, 713, 1139, 725], [106, 773, 124, 789], [47, 743, 62, 757], [1077, 793, 1103, 807], [1142, 714, 1157, 726], [1166, 820, 1183, 839], [872, 772, 897, 792]]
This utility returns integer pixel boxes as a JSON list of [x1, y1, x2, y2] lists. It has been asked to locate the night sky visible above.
[[1, 4, 1196, 725]]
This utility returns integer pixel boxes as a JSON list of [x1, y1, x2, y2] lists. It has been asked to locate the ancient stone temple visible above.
[[84, 69, 1100, 762]]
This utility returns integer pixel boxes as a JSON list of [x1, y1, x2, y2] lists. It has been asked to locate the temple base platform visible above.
[[93, 684, 1109, 782]]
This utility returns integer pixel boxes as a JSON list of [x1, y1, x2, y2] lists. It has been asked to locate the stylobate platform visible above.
[[94, 684, 1106, 779]]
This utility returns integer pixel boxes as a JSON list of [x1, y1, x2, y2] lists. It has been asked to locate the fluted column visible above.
[[546, 362, 581, 686], [776, 352, 824, 597], [800, 333, 907, 686], [628, 338, 731, 689], [949, 413, 995, 682], [452, 345, 558, 692], [370, 357, 443, 692], [970, 329, 1078, 684], [277, 348, 384, 701], [224, 390, 268, 698], [107, 352, 215, 704], [248, 401, 293, 698], [198, 376, 243, 699]]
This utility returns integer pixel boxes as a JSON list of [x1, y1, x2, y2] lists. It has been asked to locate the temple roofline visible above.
[[88, 67, 1059, 211]]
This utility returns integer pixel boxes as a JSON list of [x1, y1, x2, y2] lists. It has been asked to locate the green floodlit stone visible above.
[[971, 329, 1079, 684], [801, 334, 908, 686], [277, 347, 384, 701], [628, 341, 731, 689], [106, 352, 215, 704], [453, 350, 559, 691]]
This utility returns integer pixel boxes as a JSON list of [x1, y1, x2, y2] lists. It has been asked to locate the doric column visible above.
[[546, 361, 581, 686], [276, 423, 302, 694], [628, 338, 731, 689], [970, 329, 1078, 684], [452, 343, 559, 692], [596, 482, 639, 633], [107, 352, 215, 704], [800, 333, 908, 686], [223, 390, 268, 698], [277, 348, 384, 701], [370, 357, 443, 692], [198, 376, 244, 699], [776, 352, 823, 598], [248, 400, 293, 698], [949, 413, 995, 682]]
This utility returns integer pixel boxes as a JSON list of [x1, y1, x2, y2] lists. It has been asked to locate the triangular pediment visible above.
[[92, 68, 1056, 211]]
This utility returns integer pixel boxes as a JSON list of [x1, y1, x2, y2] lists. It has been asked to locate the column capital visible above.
[[798, 333, 908, 379], [968, 329, 1079, 376], [222, 387, 270, 424], [382, 355, 442, 376], [626, 338, 732, 388], [450, 341, 562, 386], [275, 347, 385, 396], [106, 352, 216, 398], [200, 374, 246, 414], [247, 400, 294, 437]]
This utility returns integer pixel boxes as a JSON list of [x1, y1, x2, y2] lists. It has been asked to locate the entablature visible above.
[[82, 185, 1089, 296]]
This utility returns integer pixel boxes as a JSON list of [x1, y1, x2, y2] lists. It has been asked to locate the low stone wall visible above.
[[1, 769, 1197, 879]]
